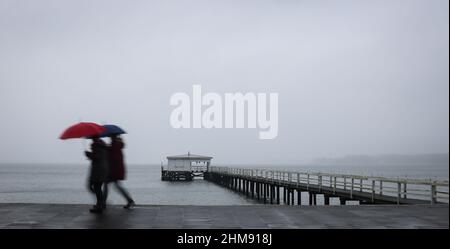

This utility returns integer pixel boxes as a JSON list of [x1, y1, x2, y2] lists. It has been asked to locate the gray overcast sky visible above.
[[0, 0, 448, 165]]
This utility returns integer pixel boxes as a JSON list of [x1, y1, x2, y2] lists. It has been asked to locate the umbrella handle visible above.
[[82, 139, 87, 152]]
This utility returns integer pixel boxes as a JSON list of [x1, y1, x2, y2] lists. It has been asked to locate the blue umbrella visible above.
[[100, 124, 126, 137]]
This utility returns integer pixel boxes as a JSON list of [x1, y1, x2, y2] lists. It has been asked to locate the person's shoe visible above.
[[89, 208, 103, 214], [123, 201, 136, 209], [89, 205, 103, 214]]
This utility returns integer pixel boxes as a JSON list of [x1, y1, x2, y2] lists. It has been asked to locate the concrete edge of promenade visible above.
[[0, 203, 448, 229]]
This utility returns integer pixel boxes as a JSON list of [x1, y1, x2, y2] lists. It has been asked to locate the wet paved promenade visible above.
[[0, 203, 447, 229]]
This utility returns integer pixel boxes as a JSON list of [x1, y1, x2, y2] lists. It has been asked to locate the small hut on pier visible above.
[[161, 152, 213, 181]]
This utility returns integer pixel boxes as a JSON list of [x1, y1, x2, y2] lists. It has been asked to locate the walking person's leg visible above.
[[101, 181, 109, 209], [90, 182, 104, 213], [88, 181, 98, 208], [113, 181, 135, 208]]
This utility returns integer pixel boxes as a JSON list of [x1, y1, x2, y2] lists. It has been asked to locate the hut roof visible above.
[[167, 153, 213, 160]]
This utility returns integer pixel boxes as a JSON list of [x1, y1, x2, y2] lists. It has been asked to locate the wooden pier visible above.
[[204, 167, 449, 205]]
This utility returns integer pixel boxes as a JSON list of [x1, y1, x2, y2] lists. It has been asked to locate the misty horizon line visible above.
[[2, 152, 448, 166]]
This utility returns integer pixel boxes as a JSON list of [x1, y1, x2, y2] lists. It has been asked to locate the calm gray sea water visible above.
[[0, 163, 448, 205]]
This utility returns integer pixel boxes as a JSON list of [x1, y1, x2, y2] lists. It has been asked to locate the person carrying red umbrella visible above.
[[60, 122, 109, 213], [84, 136, 109, 213]]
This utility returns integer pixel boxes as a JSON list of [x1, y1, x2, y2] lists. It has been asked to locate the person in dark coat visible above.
[[103, 135, 135, 209], [85, 136, 109, 213]]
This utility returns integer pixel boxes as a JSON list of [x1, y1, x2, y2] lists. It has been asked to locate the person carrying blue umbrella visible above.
[[101, 125, 136, 209]]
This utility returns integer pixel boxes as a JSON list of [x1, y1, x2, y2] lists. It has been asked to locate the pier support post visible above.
[[309, 192, 313, 206], [297, 190, 301, 205], [431, 184, 437, 204], [273, 185, 276, 204], [350, 178, 354, 199], [256, 183, 260, 200], [403, 183, 407, 199], [245, 180, 248, 195], [291, 190, 295, 205], [283, 187, 287, 203], [313, 193, 317, 205], [380, 180, 383, 196], [288, 189, 291, 205], [371, 180, 375, 203], [251, 182, 254, 198], [333, 177, 337, 194], [270, 185, 273, 204], [324, 195, 330, 205], [263, 184, 267, 204], [260, 183, 263, 202], [287, 189, 291, 205], [276, 186, 280, 204]]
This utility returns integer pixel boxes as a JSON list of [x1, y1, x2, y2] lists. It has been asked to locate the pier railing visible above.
[[209, 166, 449, 204]]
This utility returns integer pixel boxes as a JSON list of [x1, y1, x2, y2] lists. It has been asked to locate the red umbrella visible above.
[[59, 122, 106, 140]]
